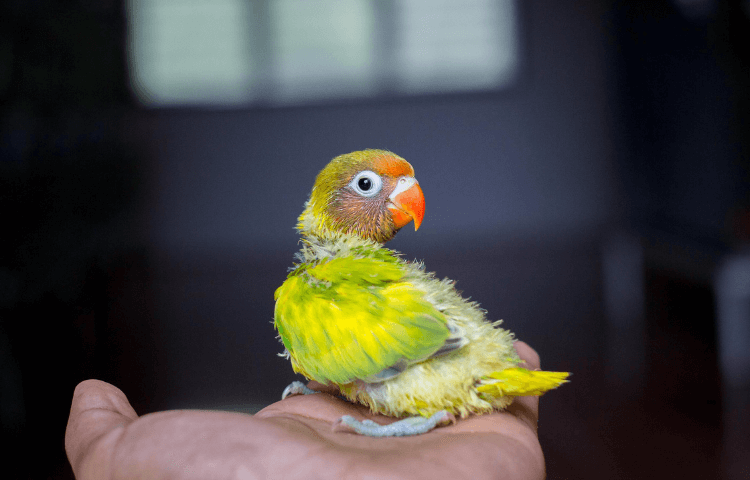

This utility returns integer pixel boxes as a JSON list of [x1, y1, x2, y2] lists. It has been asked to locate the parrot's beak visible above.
[[388, 178, 425, 231]]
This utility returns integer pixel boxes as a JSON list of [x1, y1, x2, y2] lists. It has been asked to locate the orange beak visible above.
[[388, 181, 425, 231]]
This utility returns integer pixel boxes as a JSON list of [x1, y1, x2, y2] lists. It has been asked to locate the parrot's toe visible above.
[[281, 381, 318, 399], [332, 410, 455, 437]]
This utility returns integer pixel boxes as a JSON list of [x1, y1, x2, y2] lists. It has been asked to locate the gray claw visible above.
[[281, 381, 318, 399]]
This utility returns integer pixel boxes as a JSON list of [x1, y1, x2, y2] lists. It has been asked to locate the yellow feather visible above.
[[476, 368, 570, 397]]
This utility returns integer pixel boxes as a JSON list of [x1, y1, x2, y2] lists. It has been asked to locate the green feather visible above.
[[274, 248, 450, 385]]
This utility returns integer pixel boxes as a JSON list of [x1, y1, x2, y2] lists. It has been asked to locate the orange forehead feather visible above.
[[370, 154, 414, 178]]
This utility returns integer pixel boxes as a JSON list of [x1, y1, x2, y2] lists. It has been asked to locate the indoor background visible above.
[[1, 0, 749, 478]]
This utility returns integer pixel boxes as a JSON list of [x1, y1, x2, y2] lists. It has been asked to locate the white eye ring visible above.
[[349, 170, 383, 197]]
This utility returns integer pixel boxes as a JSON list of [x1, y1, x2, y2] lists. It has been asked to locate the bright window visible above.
[[126, 0, 519, 107]]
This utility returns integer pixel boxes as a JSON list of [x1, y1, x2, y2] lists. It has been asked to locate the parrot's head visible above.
[[297, 150, 425, 243]]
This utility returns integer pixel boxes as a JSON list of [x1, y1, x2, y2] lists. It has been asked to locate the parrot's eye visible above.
[[349, 170, 383, 197]]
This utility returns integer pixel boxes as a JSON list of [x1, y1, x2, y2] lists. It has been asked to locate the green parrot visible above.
[[274, 149, 568, 436]]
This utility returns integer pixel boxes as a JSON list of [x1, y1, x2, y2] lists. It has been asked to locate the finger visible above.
[[514, 340, 541, 370], [510, 342, 542, 432], [65, 380, 138, 480], [506, 394, 540, 434]]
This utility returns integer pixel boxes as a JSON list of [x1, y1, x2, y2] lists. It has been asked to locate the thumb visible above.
[[65, 380, 138, 479]]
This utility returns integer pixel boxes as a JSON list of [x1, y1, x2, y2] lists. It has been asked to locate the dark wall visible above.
[[612, 0, 750, 243]]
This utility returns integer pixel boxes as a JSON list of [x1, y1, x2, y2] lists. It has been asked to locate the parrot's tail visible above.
[[476, 367, 570, 398]]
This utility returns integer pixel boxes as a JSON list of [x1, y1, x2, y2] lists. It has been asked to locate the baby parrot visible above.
[[274, 150, 568, 436]]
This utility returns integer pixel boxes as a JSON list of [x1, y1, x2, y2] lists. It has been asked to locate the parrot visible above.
[[273, 149, 569, 437]]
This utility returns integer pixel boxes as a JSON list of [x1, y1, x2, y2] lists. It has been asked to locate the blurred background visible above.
[[1, 0, 749, 478]]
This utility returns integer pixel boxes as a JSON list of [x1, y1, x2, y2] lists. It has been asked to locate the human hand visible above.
[[65, 341, 546, 480]]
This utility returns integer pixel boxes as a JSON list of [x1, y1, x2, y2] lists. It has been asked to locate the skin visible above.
[[65, 341, 546, 480]]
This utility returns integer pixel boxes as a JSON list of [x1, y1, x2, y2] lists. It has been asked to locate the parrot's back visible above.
[[274, 236, 566, 418]]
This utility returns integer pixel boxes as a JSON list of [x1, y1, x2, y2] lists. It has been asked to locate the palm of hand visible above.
[[65, 342, 545, 480]]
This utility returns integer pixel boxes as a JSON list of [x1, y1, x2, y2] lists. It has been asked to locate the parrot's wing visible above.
[[274, 254, 453, 385], [359, 322, 467, 383]]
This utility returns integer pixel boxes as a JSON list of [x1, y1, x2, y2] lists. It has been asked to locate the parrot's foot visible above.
[[281, 381, 318, 399], [333, 410, 456, 437]]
